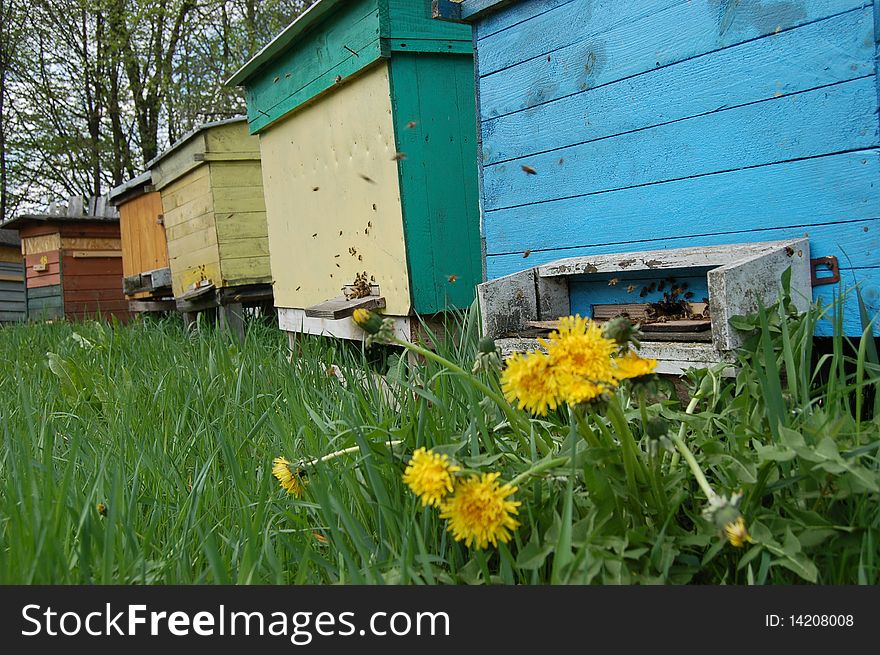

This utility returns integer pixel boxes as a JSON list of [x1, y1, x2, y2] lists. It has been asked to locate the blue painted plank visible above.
[[478, 0, 680, 74], [473, 0, 574, 41], [485, 219, 879, 279], [481, 8, 875, 164], [478, 0, 867, 119], [482, 77, 879, 210], [484, 151, 880, 255]]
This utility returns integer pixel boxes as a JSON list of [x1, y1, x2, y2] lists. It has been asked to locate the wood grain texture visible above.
[[0, 261, 26, 322], [118, 190, 168, 299], [244, 0, 383, 133], [0, 245, 21, 263], [210, 160, 271, 287], [385, 0, 473, 42], [389, 52, 483, 313], [482, 77, 879, 209], [477, 0, 865, 117], [21, 233, 62, 255], [481, 7, 875, 164]]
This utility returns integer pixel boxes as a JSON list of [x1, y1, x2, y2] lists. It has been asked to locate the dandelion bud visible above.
[[477, 336, 497, 354], [352, 308, 384, 335], [602, 316, 643, 350]]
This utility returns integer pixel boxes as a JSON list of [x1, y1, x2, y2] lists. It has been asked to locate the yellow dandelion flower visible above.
[[500, 351, 560, 416], [439, 472, 520, 549], [542, 315, 618, 404], [272, 456, 305, 497], [402, 448, 460, 507], [724, 517, 755, 548], [612, 352, 657, 381]]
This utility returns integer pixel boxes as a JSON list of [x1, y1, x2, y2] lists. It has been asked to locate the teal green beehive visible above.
[[229, 0, 481, 341]]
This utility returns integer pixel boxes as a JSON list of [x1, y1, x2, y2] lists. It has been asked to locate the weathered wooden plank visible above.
[[218, 237, 270, 260], [0, 273, 24, 283], [484, 153, 880, 257], [61, 256, 123, 277], [477, 267, 537, 338], [487, 219, 879, 280], [171, 260, 222, 297], [483, 77, 878, 210], [472, 0, 572, 40], [27, 294, 63, 309], [478, 0, 866, 116], [0, 291, 25, 302], [204, 121, 262, 155], [211, 187, 267, 215], [129, 299, 176, 313], [0, 311, 26, 322], [243, 0, 383, 133], [27, 273, 62, 289], [278, 306, 414, 340], [151, 132, 208, 190], [163, 211, 215, 242], [62, 275, 124, 292], [215, 212, 269, 241], [27, 285, 62, 299], [708, 239, 812, 350], [219, 256, 272, 287], [69, 250, 122, 258], [481, 7, 875, 164], [304, 294, 386, 319], [387, 0, 473, 42], [159, 167, 212, 214], [537, 240, 805, 277], [209, 161, 265, 189], [389, 52, 482, 314], [65, 288, 127, 302], [21, 233, 61, 255]]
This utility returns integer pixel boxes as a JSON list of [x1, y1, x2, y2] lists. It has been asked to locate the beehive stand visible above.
[[479, 239, 812, 374]]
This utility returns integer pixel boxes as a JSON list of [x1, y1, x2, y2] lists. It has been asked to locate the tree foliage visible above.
[[0, 0, 308, 222]]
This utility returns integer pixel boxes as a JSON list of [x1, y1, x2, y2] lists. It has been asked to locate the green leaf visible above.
[[516, 541, 552, 570]]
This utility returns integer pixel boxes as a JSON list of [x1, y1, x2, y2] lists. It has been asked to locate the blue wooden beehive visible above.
[[436, 0, 880, 356]]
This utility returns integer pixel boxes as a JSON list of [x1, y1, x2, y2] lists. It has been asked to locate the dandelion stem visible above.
[[392, 338, 547, 455], [303, 440, 404, 467], [669, 432, 716, 501], [668, 394, 700, 469], [509, 456, 571, 487]]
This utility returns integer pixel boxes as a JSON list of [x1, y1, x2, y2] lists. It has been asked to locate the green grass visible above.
[[0, 287, 877, 584]]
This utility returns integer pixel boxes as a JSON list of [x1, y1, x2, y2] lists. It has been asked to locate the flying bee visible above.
[[359, 173, 377, 184], [608, 278, 619, 286], [406, 121, 417, 129], [312, 186, 319, 191], [312, 233, 318, 238], [96, 503, 107, 517], [391, 152, 407, 161], [448, 274, 458, 283], [627, 284, 636, 293], [521, 164, 537, 175], [523, 249, 532, 258]]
